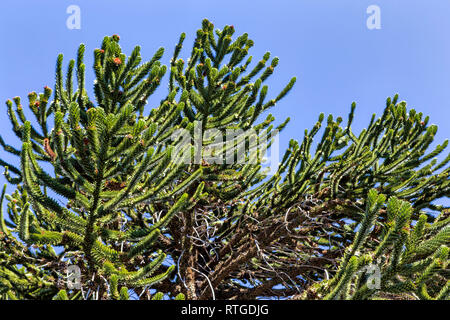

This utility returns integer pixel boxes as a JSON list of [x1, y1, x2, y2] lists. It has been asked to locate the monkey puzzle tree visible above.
[[0, 19, 449, 300], [0, 32, 201, 300]]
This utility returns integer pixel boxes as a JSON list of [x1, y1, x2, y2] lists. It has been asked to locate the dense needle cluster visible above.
[[0, 19, 448, 300]]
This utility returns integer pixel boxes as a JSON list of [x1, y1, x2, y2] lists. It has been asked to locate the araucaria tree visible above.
[[0, 19, 448, 300]]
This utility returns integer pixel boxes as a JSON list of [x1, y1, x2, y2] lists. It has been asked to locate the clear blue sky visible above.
[[1, 0, 449, 192]]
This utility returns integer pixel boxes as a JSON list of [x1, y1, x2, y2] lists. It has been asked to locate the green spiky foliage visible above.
[[298, 190, 449, 300], [0, 33, 201, 300], [1, 19, 449, 300]]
